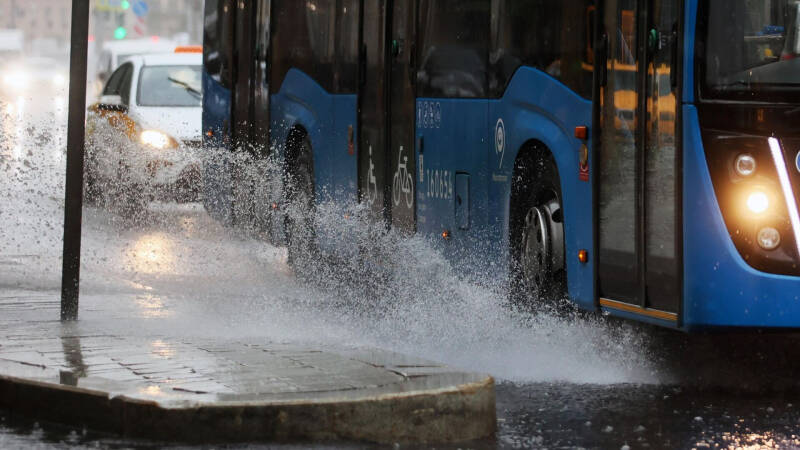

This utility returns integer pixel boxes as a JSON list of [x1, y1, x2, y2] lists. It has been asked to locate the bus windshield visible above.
[[702, 0, 800, 102]]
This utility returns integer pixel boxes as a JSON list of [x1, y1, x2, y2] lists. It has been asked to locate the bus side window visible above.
[[489, 0, 596, 99], [417, 0, 491, 98], [333, 0, 359, 93], [271, 0, 336, 92], [203, 0, 234, 88]]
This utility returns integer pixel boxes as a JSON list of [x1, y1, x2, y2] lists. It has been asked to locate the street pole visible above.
[[61, 0, 90, 321]]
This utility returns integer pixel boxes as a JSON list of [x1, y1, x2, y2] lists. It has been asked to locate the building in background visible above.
[[0, 0, 72, 56], [0, 0, 202, 57]]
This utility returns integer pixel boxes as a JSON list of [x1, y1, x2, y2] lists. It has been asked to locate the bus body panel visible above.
[[269, 68, 359, 256], [488, 67, 596, 310], [683, 106, 800, 330], [201, 71, 234, 225], [415, 98, 492, 277]]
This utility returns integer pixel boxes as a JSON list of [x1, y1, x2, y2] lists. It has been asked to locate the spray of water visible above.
[[0, 103, 663, 386]]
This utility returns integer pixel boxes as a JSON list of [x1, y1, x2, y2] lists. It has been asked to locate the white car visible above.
[[92, 38, 177, 98], [85, 50, 203, 210]]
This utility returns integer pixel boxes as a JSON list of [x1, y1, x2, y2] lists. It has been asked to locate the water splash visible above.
[[0, 104, 661, 386]]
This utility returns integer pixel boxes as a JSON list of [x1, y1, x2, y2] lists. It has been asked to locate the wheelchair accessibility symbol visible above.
[[495, 118, 506, 169]]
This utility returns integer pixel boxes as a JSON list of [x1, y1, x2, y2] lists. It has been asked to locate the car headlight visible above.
[[3, 72, 28, 90], [140, 130, 177, 150]]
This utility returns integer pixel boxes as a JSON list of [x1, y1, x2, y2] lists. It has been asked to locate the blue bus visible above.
[[202, 0, 800, 331]]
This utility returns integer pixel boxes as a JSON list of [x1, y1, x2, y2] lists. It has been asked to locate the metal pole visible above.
[[61, 0, 90, 321]]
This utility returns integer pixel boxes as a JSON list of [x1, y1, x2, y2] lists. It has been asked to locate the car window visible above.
[[102, 63, 132, 97], [137, 65, 202, 107], [120, 65, 134, 105]]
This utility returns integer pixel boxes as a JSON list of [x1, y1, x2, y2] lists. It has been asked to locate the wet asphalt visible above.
[[2, 376, 800, 449]]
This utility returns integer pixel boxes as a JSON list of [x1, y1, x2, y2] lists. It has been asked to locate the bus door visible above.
[[595, 0, 681, 321], [249, 0, 274, 236], [229, 0, 273, 233], [358, 0, 417, 233], [251, 0, 271, 153], [230, 0, 257, 225], [202, 0, 236, 223], [234, 0, 272, 151]]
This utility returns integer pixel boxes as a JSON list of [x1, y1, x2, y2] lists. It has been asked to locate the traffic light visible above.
[[121, 0, 130, 9], [114, 26, 127, 39]]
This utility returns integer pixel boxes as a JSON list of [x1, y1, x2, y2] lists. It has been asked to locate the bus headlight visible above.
[[757, 227, 781, 250], [735, 153, 757, 177], [746, 191, 769, 214]]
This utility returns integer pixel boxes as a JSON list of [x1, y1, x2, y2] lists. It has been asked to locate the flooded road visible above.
[[3, 99, 800, 449]]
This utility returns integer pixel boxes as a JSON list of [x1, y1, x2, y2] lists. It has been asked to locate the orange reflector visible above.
[[578, 249, 589, 264], [271, 202, 279, 210], [175, 45, 202, 53], [441, 230, 451, 240], [574, 126, 588, 140], [206, 129, 214, 137]]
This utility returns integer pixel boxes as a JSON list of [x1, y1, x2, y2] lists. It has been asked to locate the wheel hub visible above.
[[521, 206, 550, 293], [520, 196, 564, 296]]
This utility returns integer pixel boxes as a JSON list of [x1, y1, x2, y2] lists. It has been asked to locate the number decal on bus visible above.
[[425, 169, 453, 200], [418, 101, 442, 129]]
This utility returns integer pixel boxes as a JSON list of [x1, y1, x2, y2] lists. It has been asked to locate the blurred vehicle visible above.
[[0, 57, 68, 102], [93, 38, 177, 95], [0, 29, 24, 61], [85, 50, 203, 211]]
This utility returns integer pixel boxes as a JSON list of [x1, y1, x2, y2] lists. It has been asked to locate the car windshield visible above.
[[702, 0, 800, 102], [137, 65, 202, 107]]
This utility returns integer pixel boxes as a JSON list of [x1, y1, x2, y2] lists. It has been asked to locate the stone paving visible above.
[[0, 290, 495, 443]]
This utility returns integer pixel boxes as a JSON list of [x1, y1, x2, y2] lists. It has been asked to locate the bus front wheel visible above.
[[511, 153, 566, 309]]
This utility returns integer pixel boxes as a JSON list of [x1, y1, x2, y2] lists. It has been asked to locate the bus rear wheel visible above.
[[511, 154, 566, 309]]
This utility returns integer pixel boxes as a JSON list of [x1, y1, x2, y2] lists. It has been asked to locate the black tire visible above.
[[284, 134, 318, 270], [510, 151, 567, 310]]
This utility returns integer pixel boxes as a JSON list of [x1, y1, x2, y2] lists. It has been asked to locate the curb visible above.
[[0, 370, 496, 444]]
